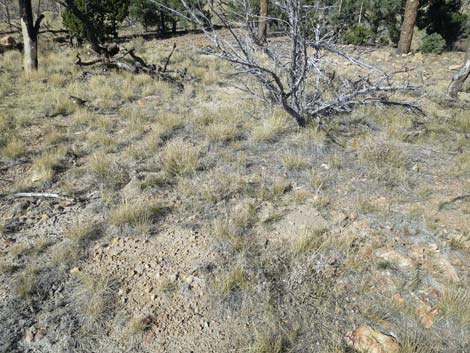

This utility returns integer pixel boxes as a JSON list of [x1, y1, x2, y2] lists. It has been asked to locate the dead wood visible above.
[[0, 42, 23, 54], [74, 42, 188, 89], [439, 194, 470, 211], [13, 192, 74, 201]]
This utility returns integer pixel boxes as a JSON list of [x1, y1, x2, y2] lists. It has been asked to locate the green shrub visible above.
[[62, 0, 129, 41], [419, 33, 446, 54], [343, 25, 372, 45]]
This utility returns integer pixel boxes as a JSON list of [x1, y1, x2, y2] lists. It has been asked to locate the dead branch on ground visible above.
[[74, 43, 188, 89]]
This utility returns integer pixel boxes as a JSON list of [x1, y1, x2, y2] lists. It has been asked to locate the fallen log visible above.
[[0, 43, 23, 54]]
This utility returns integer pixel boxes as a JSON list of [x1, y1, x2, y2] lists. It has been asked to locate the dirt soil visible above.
[[0, 31, 469, 353]]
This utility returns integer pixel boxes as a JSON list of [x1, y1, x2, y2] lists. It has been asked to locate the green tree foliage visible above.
[[417, 0, 468, 48], [129, 0, 160, 31], [62, 0, 130, 41], [419, 32, 447, 53], [306, 0, 406, 45], [129, 0, 207, 33], [343, 24, 374, 45]]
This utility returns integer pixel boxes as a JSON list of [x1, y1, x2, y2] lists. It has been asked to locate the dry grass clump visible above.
[[126, 315, 154, 334], [213, 218, 246, 252], [110, 198, 163, 228], [258, 177, 292, 201], [0, 258, 16, 275], [252, 110, 291, 143], [309, 169, 326, 190], [358, 140, 408, 169], [250, 333, 286, 353], [358, 139, 409, 185], [216, 263, 249, 296], [9, 237, 47, 257], [355, 197, 381, 214], [88, 152, 113, 178], [86, 131, 118, 152], [447, 232, 470, 252], [158, 111, 185, 133], [160, 139, 200, 176], [369, 107, 413, 140], [394, 328, 433, 353], [31, 148, 67, 182], [213, 201, 256, 252], [50, 241, 81, 266], [438, 287, 470, 325], [72, 109, 96, 126], [453, 151, 470, 175], [87, 153, 128, 189], [14, 264, 40, 299], [200, 169, 246, 202], [282, 153, 308, 170], [140, 172, 169, 190], [454, 110, 470, 134], [9, 243, 32, 257], [206, 121, 241, 142], [292, 227, 330, 255], [64, 221, 101, 243], [1, 137, 26, 158], [291, 125, 326, 146], [74, 273, 117, 330]]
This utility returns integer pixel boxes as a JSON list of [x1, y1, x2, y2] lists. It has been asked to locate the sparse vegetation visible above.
[[160, 139, 200, 176], [292, 227, 330, 255], [0, 4, 469, 352], [110, 198, 163, 227], [217, 263, 249, 296], [252, 110, 291, 143], [64, 221, 101, 243]]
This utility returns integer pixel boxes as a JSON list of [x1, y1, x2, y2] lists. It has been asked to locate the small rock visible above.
[[259, 202, 276, 223], [391, 293, 405, 306], [24, 325, 48, 343], [350, 212, 359, 221], [137, 94, 162, 106], [376, 249, 414, 268], [416, 303, 439, 329], [449, 64, 462, 71], [59, 200, 75, 207], [121, 176, 143, 201], [433, 256, 459, 282], [169, 272, 179, 282], [70, 267, 80, 274], [345, 325, 399, 353]]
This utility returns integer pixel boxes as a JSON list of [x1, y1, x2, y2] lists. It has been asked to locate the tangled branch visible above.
[[155, 0, 424, 129]]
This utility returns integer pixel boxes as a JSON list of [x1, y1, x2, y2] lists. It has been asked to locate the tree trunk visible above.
[[358, 0, 364, 25], [18, 0, 43, 73], [160, 11, 166, 34], [397, 0, 419, 54], [448, 36, 470, 99], [259, 0, 268, 42], [172, 19, 176, 34]]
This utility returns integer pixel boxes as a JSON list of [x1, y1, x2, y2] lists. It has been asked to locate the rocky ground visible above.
[[0, 32, 469, 353]]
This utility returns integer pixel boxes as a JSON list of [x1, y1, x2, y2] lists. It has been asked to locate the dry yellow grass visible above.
[[110, 198, 163, 228], [160, 139, 200, 176]]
